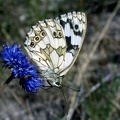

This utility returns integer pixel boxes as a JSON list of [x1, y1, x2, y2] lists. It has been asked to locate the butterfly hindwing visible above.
[[24, 19, 67, 77]]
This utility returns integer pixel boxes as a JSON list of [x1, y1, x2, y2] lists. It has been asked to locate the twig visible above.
[[80, 71, 119, 103], [66, 1, 120, 120], [108, 86, 120, 120], [111, 100, 120, 111]]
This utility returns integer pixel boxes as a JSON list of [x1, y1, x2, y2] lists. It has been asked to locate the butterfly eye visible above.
[[34, 36, 40, 42], [53, 31, 57, 38], [30, 42, 35, 48], [40, 30, 46, 37], [57, 31, 63, 38]]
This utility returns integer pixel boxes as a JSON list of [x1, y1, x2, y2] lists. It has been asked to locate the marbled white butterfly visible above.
[[24, 11, 87, 87]]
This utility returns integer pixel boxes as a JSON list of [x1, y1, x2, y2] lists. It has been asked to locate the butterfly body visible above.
[[24, 11, 87, 87]]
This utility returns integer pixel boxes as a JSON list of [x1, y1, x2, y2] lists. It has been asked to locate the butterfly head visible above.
[[52, 81, 61, 87]]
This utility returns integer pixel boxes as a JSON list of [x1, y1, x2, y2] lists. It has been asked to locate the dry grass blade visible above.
[[80, 71, 119, 103], [66, 1, 120, 120], [1, 28, 13, 41], [108, 86, 120, 120]]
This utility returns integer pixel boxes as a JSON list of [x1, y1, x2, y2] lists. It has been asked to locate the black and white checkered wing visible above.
[[55, 12, 87, 76]]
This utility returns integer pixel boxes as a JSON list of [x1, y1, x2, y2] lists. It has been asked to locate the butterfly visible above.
[[24, 11, 87, 87]]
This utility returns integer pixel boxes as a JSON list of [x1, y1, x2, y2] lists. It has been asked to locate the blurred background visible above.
[[0, 0, 120, 120]]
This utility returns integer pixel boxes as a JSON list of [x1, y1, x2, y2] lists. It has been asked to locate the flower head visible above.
[[0, 43, 44, 93]]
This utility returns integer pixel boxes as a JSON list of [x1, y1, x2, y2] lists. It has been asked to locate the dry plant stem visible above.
[[108, 86, 120, 120], [66, 1, 120, 120], [80, 71, 119, 103], [111, 100, 120, 111], [26, 99, 34, 120], [1, 28, 13, 41], [0, 73, 14, 94]]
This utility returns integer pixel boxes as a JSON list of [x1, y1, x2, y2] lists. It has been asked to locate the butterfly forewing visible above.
[[24, 11, 87, 86], [55, 12, 87, 76]]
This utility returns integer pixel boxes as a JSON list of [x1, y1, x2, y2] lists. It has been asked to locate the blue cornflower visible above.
[[0, 43, 44, 93]]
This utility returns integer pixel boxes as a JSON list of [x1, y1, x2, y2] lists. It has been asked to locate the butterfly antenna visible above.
[[59, 87, 69, 115], [60, 84, 81, 92]]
